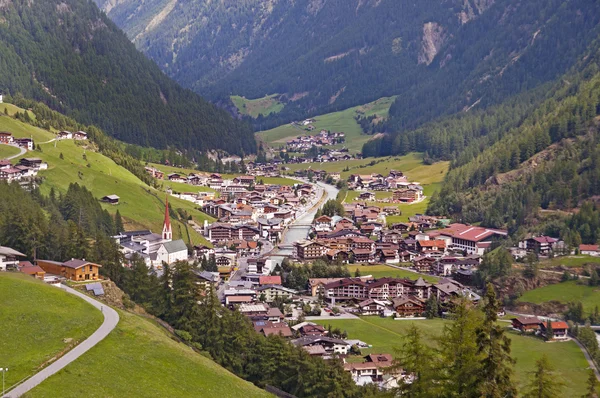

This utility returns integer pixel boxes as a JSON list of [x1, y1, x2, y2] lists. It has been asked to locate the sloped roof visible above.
[[162, 239, 187, 254]]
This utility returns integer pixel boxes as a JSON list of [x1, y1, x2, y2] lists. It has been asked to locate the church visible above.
[[116, 197, 189, 268]]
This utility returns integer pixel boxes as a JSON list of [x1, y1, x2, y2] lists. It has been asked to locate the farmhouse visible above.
[[511, 316, 541, 333], [101, 194, 120, 205], [0, 131, 13, 144], [580, 244, 600, 256], [0, 246, 26, 271], [37, 258, 102, 281], [540, 321, 569, 340], [392, 296, 425, 317]]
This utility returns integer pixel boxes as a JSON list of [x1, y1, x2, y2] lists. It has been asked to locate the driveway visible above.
[[4, 285, 119, 398], [1, 144, 26, 160]]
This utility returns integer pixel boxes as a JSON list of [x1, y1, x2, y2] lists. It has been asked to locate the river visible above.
[[267, 182, 339, 266]]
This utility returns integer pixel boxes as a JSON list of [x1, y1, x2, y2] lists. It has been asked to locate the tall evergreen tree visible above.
[[523, 355, 564, 398], [583, 369, 599, 398]]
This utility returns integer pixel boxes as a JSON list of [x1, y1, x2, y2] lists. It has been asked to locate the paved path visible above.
[[572, 338, 600, 380], [0, 144, 26, 160], [3, 286, 119, 398]]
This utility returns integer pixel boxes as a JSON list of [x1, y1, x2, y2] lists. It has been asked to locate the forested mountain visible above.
[[0, 0, 255, 155], [96, 0, 600, 131]]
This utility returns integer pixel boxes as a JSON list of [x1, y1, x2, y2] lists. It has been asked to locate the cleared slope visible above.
[[26, 310, 271, 398], [3, 113, 213, 245], [0, 273, 103, 390]]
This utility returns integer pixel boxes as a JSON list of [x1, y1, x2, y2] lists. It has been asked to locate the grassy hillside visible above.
[[258, 96, 396, 153], [0, 273, 103, 389], [346, 264, 439, 282], [519, 281, 600, 316], [231, 94, 284, 118], [27, 310, 271, 398], [0, 143, 20, 158], [315, 317, 588, 397], [2, 114, 212, 245]]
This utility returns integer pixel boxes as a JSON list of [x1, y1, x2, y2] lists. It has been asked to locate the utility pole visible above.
[[1, 367, 8, 396]]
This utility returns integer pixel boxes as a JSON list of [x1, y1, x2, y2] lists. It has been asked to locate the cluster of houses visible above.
[[347, 171, 424, 203], [0, 131, 35, 150], [0, 157, 48, 182], [56, 130, 88, 140], [286, 130, 346, 151], [511, 316, 569, 341]]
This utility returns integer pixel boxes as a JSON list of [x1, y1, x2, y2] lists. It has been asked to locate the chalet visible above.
[[358, 299, 389, 315], [326, 249, 350, 263], [511, 316, 541, 333], [417, 240, 446, 253], [254, 321, 293, 338], [540, 321, 569, 340], [0, 131, 13, 144], [194, 270, 220, 289], [522, 236, 560, 255], [37, 258, 102, 281], [580, 244, 600, 256], [344, 354, 394, 384], [14, 138, 33, 150], [412, 256, 436, 273], [291, 336, 349, 356], [73, 131, 88, 140], [57, 131, 73, 140], [297, 324, 328, 337], [358, 192, 375, 201], [351, 249, 373, 263], [392, 296, 425, 317], [393, 187, 422, 203], [0, 246, 26, 271], [101, 194, 120, 205], [0, 167, 22, 182], [314, 215, 333, 232], [167, 173, 185, 183]]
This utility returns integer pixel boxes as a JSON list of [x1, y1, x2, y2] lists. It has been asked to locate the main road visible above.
[[3, 286, 119, 398]]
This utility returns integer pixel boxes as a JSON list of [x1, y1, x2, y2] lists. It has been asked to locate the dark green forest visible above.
[[0, 0, 255, 155]]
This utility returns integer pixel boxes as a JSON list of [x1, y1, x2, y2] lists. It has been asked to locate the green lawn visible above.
[[0, 102, 36, 119], [22, 137, 213, 246], [346, 264, 439, 282], [0, 273, 103, 389], [519, 280, 600, 315], [541, 255, 600, 268], [315, 317, 588, 396], [0, 143, 20, 158], [231, 94, 284, 118], [258, 96, 396, 153], [26, 311, 270, 398]]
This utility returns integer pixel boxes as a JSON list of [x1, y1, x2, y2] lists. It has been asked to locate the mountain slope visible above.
[[96, 0, 600, 133], [0, 0, 255, 155]]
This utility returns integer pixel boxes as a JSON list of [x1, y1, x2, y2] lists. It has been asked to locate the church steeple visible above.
[[162, 196, 172, 241]]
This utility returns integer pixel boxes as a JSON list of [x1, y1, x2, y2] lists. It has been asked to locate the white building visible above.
[[0, 246, 26, 271]]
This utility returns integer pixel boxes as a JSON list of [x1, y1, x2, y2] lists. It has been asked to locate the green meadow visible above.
[[231, 94, 285, 118]]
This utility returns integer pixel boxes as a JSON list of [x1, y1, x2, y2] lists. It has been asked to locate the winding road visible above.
[[3, 285, 119, 398], [0, 144, 26, 160]]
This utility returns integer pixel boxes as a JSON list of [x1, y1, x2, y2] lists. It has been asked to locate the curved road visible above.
[[4, 285, 119, 398], [0, 144, 26, 160]]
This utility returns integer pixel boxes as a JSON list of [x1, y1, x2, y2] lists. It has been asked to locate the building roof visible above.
[[291, 336, 349, 347], [512, 316, 541, 325], [161, 239, 187, 254], [19, 264, 45, 275], [259, 275, 282, 285], [0, 246, 26, 257], [102, 194, 120, 200], [580, 244, 599, 252], [541, 321, 569, 330], [163, 197, 172, 230], [303, 345, 327, 355], [63, 259, 102, 269], [438, 223, 507, 243], [530, 236, 558, 244]]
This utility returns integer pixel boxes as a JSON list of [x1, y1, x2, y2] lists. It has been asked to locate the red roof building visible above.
[[259, 275, 282, 286]]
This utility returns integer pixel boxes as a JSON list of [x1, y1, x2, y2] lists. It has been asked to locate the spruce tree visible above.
[[583, 369, 599, 398], [425, 295, 439, 319], [475, 283, 517, 398], [114, 209, 124, 233], [393, 325, 439, 397], [523, 355, 564, 398], [545, 320, 553, 341]]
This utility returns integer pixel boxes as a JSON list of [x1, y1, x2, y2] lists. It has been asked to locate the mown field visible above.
[[0, 143, 20, 158], [541, 255, 600, 268], [346, 264, 439, 282], [315, 317, 588, 397], [0, 273, 103, 389], [519, 280, 600, 315], [27, 310, 271, 398], [231, 94, 284, 118], [258, 96, 396, 153], [1, 112, 213, 245]]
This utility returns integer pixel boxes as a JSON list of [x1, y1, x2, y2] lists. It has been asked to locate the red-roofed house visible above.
[[580, 244, 600, 257], [540, 321, 569, 340], [259, 275, 282, 286]]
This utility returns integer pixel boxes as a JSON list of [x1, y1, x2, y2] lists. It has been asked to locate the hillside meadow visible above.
[[315, 317, 588, 397], [0, 273, 102, 389]]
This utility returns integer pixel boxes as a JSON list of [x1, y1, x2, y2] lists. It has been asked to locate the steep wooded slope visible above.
[[0, 0, 255, 154]]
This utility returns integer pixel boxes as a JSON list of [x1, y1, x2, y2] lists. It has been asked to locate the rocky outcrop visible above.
[[418, 22, 447, 65], [458, 0, 495, 24]]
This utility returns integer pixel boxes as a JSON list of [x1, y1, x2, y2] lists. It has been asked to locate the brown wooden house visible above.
[[511, 316, 541, 333], [37, 259, 102, 281], [392, 296, 425, 317]]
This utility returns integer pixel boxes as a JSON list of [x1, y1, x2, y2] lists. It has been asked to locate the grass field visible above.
[[27, 310, 270, 398], [258, 96, 396, 153], [0, 103, 36, 119], [0, 113, 54, 142], [0, 273, 103, 389], [231, 94, 284, 118], [315, 317, 588, 396], [0, 143, 20, 158], [346, 264, 439, 282], [519, 280, 600, 315], [541, 255, 600, 268]]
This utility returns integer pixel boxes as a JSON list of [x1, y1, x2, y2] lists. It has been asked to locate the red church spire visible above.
[[162, 196, 172, 241]]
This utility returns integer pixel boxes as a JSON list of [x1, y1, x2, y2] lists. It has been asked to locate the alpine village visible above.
[[3, 1, 600, 397]]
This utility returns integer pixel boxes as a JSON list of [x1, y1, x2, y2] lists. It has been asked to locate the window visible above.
[[89, 265, 93, 272]]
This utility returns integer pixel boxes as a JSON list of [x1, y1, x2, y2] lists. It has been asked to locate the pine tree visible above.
[[354, 268, 361, 277], [475, 283, 517, 398], [583, 369, 599, 398], [425, 295, 439, 319], [438, 298, 482, 397], [545, 321, 554, 341], [393, 325, 439, 397], [114, 209, 124, 233], [523, 355, 563, 398]]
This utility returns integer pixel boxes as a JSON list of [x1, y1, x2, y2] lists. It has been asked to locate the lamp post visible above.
[[0, 367, 7, 396]]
